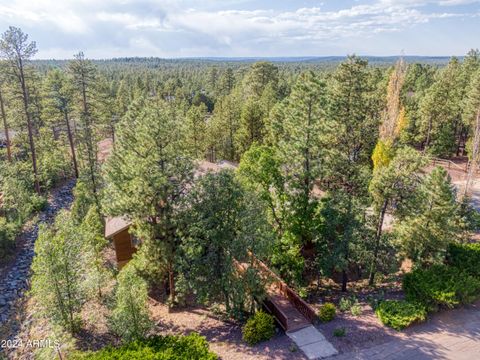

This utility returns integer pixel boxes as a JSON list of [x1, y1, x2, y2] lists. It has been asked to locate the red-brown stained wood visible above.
[[112, 228, 136, 269]]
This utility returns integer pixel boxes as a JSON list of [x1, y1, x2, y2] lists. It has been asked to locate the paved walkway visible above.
[[328, 301, 480, 360], [288, 325, 338, 359]]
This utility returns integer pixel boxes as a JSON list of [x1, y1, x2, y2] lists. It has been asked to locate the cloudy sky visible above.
[[0, 0, 478, 59]]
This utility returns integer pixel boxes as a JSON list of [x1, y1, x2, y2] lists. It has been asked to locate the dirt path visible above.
[[0, 180, 75, 331], [329, 300, 480, 359]]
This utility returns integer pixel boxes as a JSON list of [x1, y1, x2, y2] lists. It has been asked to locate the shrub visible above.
[[70, 333, 217, 359], [403, 265, 480, 311], [376, 300, 426, 331], [0, 217, 18, 259], [110, 263, 153, 342], [447, 243, 480, 277], [242, 310, 275, 345], [333, 327, 346, 337], [350, 302, 362, 316], [338, 296, 353, 312], [30, 193, 47, 212], [318, 302, 336, 322]]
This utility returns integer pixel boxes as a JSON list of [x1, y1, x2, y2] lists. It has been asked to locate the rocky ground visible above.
[[0, 180, 75, 335]]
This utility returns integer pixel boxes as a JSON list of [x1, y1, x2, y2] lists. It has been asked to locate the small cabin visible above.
[[105, 216, 136, 269]]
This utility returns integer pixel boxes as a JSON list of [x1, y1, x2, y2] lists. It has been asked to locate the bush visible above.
[[0, 217, 18, 259], [70, 333, 217, 359], [242, 310, 275, 345], [403, 265, 480, 311], [376, 300, 426, 331], [338, 296, 354, 312], [110, 263, 153, 342], [333, 327, 346, 337], [318, 302, 336, 322], [447, 243, 480, 277], [350, 302, 362, 316]]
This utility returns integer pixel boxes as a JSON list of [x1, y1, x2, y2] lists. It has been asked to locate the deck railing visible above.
[[247, 252, 317, 323]]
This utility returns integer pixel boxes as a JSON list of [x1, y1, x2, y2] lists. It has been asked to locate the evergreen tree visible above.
[[271, 71, 327, 246], [395, 167, 459, 266], [110, 263, 152, 342], [368, 147, 426, 284], [419, 58, 462, 156], [179, 171, 270, 317], [103, 97, 194, 302], [0, 26, 40, 193], [68, 52, 101, 206], [325, 55, 377, 291], [31, 211, 84, 334], [185, 103, 207, 159], [43, 69, 79, 177], [208, 93, 241, 161]]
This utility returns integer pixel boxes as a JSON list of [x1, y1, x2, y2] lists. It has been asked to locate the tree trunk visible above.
[[341, 270, 348, 292], [64, 111, 79, 178], [168, 269, 175, 304], [18, 60, 40, 194], [423, 117, 432, 154], [368, 199, 388, 286], [0, 89, 12, 162]]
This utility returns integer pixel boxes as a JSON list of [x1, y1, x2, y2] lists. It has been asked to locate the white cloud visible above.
[[0, 0, 476, 57]]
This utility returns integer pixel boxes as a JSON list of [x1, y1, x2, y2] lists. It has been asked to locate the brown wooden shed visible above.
[[105, 216, 135, 269]]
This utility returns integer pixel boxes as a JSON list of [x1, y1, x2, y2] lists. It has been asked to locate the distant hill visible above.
[[31, 55, 455, 71]]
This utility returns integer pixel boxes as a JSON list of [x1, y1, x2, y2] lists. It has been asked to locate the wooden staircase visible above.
[[236, 253, 317, 332]]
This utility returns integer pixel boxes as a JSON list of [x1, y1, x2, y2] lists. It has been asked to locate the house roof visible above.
[[105, 216, 131, 238]]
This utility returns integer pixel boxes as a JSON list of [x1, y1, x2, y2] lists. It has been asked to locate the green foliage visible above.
[[0, 161, 46, 223], [31, 211, 84, 334], [395, 167, 460, 266], [419, 58, 462, 156], [333, 328, 346, 337], [338, 295, 362, 315], [376, 300, 426, 330], [178, 170, 271, 318], [80, 205, 110, 299], [350, 302, 362, 316], [0, 217, 19, 258], [447, 242, 480, 277], [110, 263, 153, 342], [318, 302, 336, 323], [71, 181, 95, 223], [70, 333, 217, 360], [242, 310, 276, 346], [338, 296, 355, 312], [403, 265, 480, 311], [103, 96, 194, 288]]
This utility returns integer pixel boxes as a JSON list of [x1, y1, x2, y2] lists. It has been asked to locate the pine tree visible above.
[[31, 211, 84, 334], [0, 27, 40, 193], [419, 58, 462, 156], [207, 93, 241, 161], [103, 97, 194, 302], [395, 167, 459, 266], [463, 70, 480, 196], [110, 263, 152, 341], [43, 69, 79, 178], [270, 71, 327, 245], [185, 103, 207, 159], [368, 147, 426, 284], [179, 171, 270, 317], [68, 52, 100, 206], [325, 55, 377, 291]]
